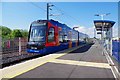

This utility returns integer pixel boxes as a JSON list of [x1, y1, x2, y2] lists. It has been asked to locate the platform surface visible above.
[[10, 41, 115, 79]]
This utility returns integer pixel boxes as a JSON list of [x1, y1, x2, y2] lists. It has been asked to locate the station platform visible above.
[[1, 41, 119, 80]]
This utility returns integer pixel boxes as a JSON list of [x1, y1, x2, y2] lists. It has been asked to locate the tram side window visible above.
[[59, 31, 63, 43], [48, 28, 55, 42], [63, 34, 66, 42]]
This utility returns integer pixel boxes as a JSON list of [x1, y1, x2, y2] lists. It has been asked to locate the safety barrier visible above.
[[1, 37, 27, 55], [112, 40, 120, 63]]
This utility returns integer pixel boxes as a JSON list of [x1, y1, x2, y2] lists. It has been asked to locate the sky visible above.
[[1, 1, 118, 38], [1, 0, 120, 2]]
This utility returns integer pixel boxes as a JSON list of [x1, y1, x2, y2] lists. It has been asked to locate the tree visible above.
[[11, 29, 23, 38], [0, 26, 12, 39], [20, 29, 29, 38], [0, 26, 29, 39]]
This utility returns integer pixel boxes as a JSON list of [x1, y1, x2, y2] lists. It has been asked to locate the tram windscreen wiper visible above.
[[29, 26, 46, 42]]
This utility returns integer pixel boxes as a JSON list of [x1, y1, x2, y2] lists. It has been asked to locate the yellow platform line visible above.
[[2, 44, 86, 78], [49, 59, 111, 69]]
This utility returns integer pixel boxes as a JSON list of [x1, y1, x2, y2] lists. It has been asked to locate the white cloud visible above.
[[73, 25, 118, 38], [73, 25, 94, 38]]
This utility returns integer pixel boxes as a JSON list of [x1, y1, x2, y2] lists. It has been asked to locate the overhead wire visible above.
[[29, 1, 80, 26], [53, 5, 81, 25], [26, 1, 81, 26], [27, 0, 47, 12]]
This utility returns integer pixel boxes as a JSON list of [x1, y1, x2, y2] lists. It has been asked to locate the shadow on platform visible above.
[[69, 43, 94, 53]]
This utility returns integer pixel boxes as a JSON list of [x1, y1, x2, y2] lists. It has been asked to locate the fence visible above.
[[112, 40, 120, 63], [1, 37, 28, 55]]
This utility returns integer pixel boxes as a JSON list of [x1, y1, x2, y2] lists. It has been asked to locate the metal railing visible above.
[[1, 37, 28, 55]]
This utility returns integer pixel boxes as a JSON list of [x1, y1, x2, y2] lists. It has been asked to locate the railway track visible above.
[[0, 52, 43, 68]]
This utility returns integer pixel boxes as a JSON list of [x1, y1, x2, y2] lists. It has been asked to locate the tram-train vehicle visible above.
[[27, 19, 89, 54]]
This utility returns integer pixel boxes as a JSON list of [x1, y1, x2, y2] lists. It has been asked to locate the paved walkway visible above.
[[14, 41, 115, 79]]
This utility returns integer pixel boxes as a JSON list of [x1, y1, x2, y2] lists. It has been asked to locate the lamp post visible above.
[[94, 13, 110, 20], [73, 27, 79, 45]]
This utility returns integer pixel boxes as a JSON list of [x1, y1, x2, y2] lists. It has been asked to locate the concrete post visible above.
[[0, 37, 2, 68], [102, 22, 105, 55], [19, 37, 21, 55], [0, 37, 2, 54], [110, 27, 113, 55]]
